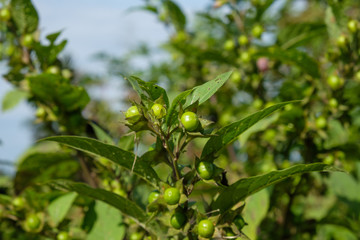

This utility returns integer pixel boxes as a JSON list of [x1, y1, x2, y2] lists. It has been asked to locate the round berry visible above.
[[329, 98, 338, 108], [12, 197, 25, 210], [316, 116, 327, 129], [251, 25, 263, 38], [238, 35, 248, 46], [231, 71, 241, 83], [327, 75, 344, 90], [336, 35, 347, 48], [129, 232, 143, 240], [57, 231, 70, 240], [323, 155, 335, 165], [62, 69, 73, 79], [224, 39, 235, 51], [347, 20, 358, 33], [126, 106, 141, 123], [240, 51, 251, 63], [234, 215, 246, 230], [148, 191, 160, 204], [21, 34, 34, 48], [46, 66, 60, 75], [0, 8, 11, 21], [164, 187, 181, 205], [151, 103, 166, 119], [170, 211, 187, 229], [197, 161, 214, 180], [25, 214, 41, 230], [198, 219, 215, 238], [181, 112, 199, 132]]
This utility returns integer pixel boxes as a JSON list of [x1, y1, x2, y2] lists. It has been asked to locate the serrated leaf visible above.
[[48, 180, 165, 236], [254, 48, 320, 78], [41, 136, 161, 186], [201, 101, 298, 160], [1, 89, 28, 112], [211, 163, 342, 213], [48, 192, 78, 226], [87, 201, 125, 240], [184, 71, 232, 108], [90, 122, 114, 145], [165, 89, 192, 127], [164, 0, 186, 31], [10, 0, 39, 33]]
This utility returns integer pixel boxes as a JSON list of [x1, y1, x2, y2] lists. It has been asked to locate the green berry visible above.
[[315, 116, 327, 129], [151, 103, 166, 119], [164, 187, 181, 205], [197, 161, 214, 180], [240, 51, 251, 63], [21, 34, 34, 48], [129, 232, 143, 240], [231, 71, 241, 83], [198, 219, 215, 238], [251, 25, 263, 38], [355, 71, 360, 82], [57, 231, 70, 240], [323, 155, 334, 165], [126, 106, 141, 123], [0, 8, 11, 21], [224, 39, 235, 51], [327, 75, 344, 90], [170, 211, 187, 229], [25, 214, 41, 230], [329, 98, 338, 108], [148, 191, 160, 204], [181, 112, 199, 132], [12, 197, 25, 210], [347, 20, 358, 33], [46, 66, 60, 74], [336, 35, 347, 48], [238, 35, 248, 46], [234, 215, 246, 230]]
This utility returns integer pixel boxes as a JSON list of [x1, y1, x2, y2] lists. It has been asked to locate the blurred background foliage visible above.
[[1, 0, 360, 239]]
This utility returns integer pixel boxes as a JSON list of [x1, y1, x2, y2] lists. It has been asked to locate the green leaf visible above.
[[184, 71, 232, 108], [1, 89, 28, 112], [211, 163, 342, 213], [41, 136, 161, 186], [87, 201, 125, 240], [48, 192, 78, 226], [164, 0, 186, 31], [10, 0, 39, 33], [325, 7, 341, 41], [29, 74, 89, 111], [127, 76, 169, 107], [324, 119, 349, 149], [254, 48, 320, 78], [90, 122, 114, 145], [201, 101, 298, 160], [165, 89, 193, 127], [48, 180, 165, 236]]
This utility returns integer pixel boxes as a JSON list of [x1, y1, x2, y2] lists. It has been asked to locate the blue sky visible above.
[[0, 0, 209, 174]]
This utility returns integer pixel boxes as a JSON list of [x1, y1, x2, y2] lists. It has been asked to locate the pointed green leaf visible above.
[[201, 101, 299, 160], [90, 123, 114, 145], [48, 192, 78, 226], [10, 0, 39, 33], [1, 89, 28, 112], [184, 71, 232, 108], [211, 163, 342, 213], [164, 0, 186, 31], [165, 89, 193, 127], [40, 136, 160, 186]]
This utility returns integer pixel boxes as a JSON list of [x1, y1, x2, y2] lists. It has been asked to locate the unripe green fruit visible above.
[[231, 71, 241, 83], [198, 219, 215, 238], [316, 116, 327, 129], [197, 161, 214, 180], [323, 155, 334, 165], [62, 69, 72, 79], [253, 98, 263, 109], [329, 98, 338, 108], [21, 34, 34, 48], [224, 39, 235, 51], [12, 197, 25, 210], [234, 215, 246, 230], [240, 51, 251, 63], [238, 35, 248, 46], [355, 71, 360, 82], [129, 232, 143, 240], [170, 211, 187, 229], [46, 66, 60, 74], [0, 8, 11, 21], [347, 20, 358, 33], [148, 191, 160, 204], [57, 231, 70, 240], [336, 35, 347, 48], [327, 75, 344, 90], [126, 106, 141, 123], [164, 187, 181, 205], [251, 25, 263, 38], [181, 112, 199, 132], [151, 103, 166, 119], [25, 214, 41, 230]]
